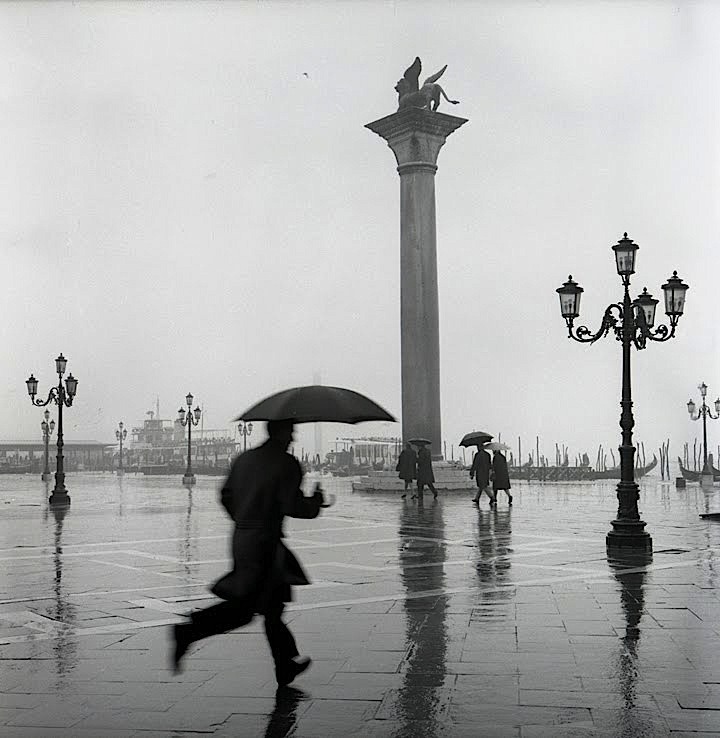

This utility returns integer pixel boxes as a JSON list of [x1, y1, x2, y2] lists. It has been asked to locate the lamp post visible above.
[[687, 383, 720, 482], [115, 421, 127, 476], [556, 233, 688, 551], [178, 393, 201, 486], [26, 354, 78, 506], [238, 420, 253, 452], [41, 410, 55, 482]]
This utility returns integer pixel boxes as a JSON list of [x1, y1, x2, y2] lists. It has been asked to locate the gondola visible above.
[[591, 455, 658, 480], [508, 455, 658, 482], [677, 457, 720, 483]]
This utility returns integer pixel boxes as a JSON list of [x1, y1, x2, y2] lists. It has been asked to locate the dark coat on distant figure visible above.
[[416, 445, 435, 484], [470, 448, 492, 488], [396, 447, 417, 481], [210, 439, 322, 610], [492, 451, 511, 491]]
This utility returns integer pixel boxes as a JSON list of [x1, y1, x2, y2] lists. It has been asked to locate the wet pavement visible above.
[[0, 471, 720, 736]]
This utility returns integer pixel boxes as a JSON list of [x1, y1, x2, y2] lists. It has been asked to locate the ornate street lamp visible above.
[[40, 410, 56, 482], [687, 382, 720, 477], [26, 354, 78, 505], [115, 421, 128, 476], [178, 393, 201, 486], [238, 420, 253, 453], [557, 233, 688, 551]]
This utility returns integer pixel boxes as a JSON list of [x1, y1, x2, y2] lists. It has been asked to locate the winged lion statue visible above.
[[394, 57, 459, 112]]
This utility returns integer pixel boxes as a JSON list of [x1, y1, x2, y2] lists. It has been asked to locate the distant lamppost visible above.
[[26, 354, 79, 506], [115, 422, 128, 476], [178, 393, 201, 486], [687, 383, 720, 477], [556, 233, 688, 551], [238, 420, 253, 452], [40, 410, 55, 482]]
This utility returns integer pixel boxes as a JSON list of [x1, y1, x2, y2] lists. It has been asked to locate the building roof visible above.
[[0, 440, 109, 448]]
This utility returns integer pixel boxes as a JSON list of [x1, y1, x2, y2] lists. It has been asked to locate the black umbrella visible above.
[[459, 431, 494, 447], [408, 438, 431, 446], [235, 385, 395, 424]]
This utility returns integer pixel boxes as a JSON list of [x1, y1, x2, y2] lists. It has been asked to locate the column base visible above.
[[116, 469, 125, 477], [49, 492, 71, 507], [606, 518, 652, 551], [182, 474, 196, 486], [41, 472, 52, 482]]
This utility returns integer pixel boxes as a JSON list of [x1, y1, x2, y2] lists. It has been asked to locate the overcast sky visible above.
[[2, 1, 719, 463]]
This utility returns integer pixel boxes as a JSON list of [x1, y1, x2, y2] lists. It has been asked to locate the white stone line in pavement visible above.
[[129, 598, 188, 614], [0, 557, 703, 646], [0, 549, 133, 562], [289, 523, 396, 534], [0, 582, 212, 606], [130, 579, 350, 614], [72, 583, 209, 597], [88, 559, 206, 583], [313, 549, 569, 572], [0, 535, 227, 554]]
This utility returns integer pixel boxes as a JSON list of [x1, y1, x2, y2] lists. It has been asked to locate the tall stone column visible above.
[[366, 108, 467, 459]]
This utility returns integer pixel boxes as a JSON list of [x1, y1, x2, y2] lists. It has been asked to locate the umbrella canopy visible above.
[[408, 438, 431, 446], [235, 385, 395, 424], [459, 431, 494, 448], [484, 441, 510, 451]]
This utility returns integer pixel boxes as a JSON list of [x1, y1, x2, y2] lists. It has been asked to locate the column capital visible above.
[[366, 108, 468, 171]]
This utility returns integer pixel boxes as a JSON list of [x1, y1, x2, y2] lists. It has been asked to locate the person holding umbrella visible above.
[[490, 444, 513, 505], [395, 441, 417, 498], [171, 419, 323, 685], [470, 443, 493, 505], [412, 439, 438, 499], [170, 385, 395, 688], [459, 431, 494, 505]]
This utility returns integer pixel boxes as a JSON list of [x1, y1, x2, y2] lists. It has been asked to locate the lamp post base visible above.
[[116, 469, 125, 477], [41, 472, 52, 482], [182, 474, 196, 486], [606, 518, 652, 551], [49, 491, 71, 506]]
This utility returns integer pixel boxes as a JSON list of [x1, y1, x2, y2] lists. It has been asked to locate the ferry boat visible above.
[[128, 403, 237, 476]]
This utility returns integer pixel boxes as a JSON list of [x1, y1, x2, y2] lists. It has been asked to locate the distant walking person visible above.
[[414, 443, 438, 499], [396, 442, 417, 498], [171, 419, 324, 687], [470, 445, 493, 504], [492, 449, 512, 505]]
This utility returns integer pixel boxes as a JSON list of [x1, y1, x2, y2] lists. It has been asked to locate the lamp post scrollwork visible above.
[[178, 393, 201, 486], [41, 410, 56, 482], [687, 383, 720, 481], [26, 354, 78, 506], [556, 234, 689, 551]]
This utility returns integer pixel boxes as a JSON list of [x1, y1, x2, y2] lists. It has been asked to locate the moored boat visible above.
[[677, 457, 720, 483]]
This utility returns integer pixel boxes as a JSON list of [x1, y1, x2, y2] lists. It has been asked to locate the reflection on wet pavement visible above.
[[0, 473, 719, 735]]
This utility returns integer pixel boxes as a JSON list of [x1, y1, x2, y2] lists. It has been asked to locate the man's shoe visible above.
[[171, 623, 192, 675], [277, 656, 312, 687]]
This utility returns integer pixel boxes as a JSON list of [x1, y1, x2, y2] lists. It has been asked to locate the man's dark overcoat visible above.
[[211, 439, 321, 610], [416, 445, 435, 484], [470, 448, 491, 488], [492, 452, 511, 491], [396, 447, 417, 481]]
